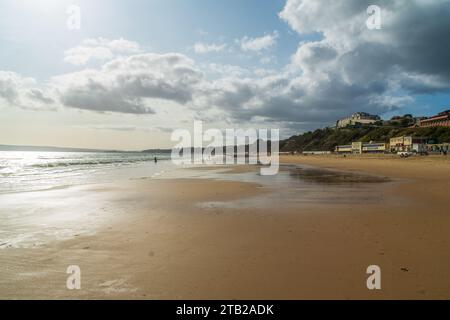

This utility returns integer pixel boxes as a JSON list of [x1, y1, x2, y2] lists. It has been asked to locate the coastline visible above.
[[1, 156, 450, 299]]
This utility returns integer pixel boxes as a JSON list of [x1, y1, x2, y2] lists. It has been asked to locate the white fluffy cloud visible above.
[[53, 53, 203, 114], [239, 31, 278, 52], [194, 42, 227, 54], [0, 71, 55, 110], [64, 38, 142, 66]]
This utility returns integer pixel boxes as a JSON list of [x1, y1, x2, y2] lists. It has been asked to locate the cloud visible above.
[[0, 71, 55, 110], [239, 31, 279, 52], [64, 38, 142, 65], [28, 88, 55, 104], [53, 53, 204, 114], [88, 125, 139, 132], [194, 42, 227, 54], [4, 0, 450, 135], [260, 55, 276, 65], [64, 46, 114, 66], [197, 71, 397, 126], [85, 124, 175, 133], [0, 71, 22, 103], [190, 0, 447, 130], [205, 63, 251, 78], [280, 0, 450, 94]]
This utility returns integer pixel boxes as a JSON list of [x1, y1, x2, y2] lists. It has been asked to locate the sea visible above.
[[0, 151, 174, 194]]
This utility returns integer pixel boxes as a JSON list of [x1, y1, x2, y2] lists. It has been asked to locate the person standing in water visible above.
[[154, 156, 158, 163]]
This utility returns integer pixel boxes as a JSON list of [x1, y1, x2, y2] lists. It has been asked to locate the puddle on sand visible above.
[[287, 166, 390, 185], [189, 164, 394, 210]]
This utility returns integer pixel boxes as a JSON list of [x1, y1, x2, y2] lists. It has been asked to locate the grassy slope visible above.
[[280, 126, 450, 152]]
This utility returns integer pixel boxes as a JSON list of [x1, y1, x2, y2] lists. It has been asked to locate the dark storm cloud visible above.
[[210, 0, 450, 128]]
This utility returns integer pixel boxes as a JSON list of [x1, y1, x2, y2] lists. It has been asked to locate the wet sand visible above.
[[1, 156, 450, 299]]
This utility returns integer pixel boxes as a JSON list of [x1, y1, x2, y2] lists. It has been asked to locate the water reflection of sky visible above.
[[176, 164, 394, 209]]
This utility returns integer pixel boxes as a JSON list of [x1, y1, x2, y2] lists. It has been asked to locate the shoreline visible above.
[[1, 156, 450, 299]]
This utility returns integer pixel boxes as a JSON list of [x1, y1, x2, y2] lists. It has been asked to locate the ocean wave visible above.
[[30, 159, 139, 168], [29, 157, 169, 168]]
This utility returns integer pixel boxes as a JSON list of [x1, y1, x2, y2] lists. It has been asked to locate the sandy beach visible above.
[[1, 155, 450, 299]]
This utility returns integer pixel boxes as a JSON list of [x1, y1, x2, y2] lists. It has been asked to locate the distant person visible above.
[[154, 157, 158, 163]]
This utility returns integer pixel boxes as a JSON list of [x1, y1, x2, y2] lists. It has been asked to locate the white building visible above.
[[336, 112, 381, 128]]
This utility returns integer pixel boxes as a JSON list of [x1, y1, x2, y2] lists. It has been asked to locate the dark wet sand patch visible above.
[[288, 167, 390, 185]]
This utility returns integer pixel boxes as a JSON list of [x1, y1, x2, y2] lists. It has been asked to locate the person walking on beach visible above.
[[154, 157, 158, 163]]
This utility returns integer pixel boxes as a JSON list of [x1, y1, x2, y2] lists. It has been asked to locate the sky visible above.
[[0, 0, 449, 150]]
